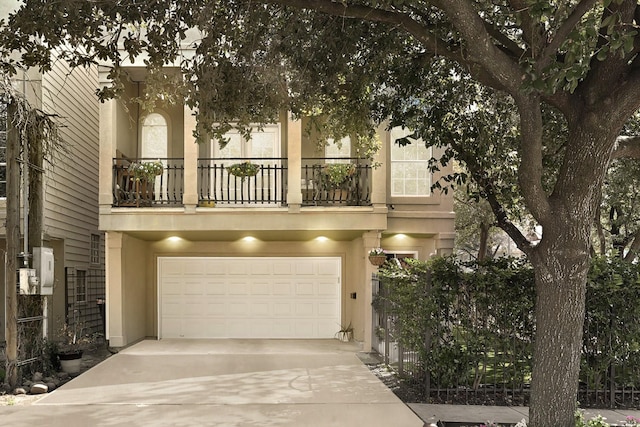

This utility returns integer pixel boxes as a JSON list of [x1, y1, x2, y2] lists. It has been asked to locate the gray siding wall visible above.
[[41, 59, 102, 268]]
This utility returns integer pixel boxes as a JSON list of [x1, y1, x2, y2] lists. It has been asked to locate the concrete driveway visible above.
[[2, 339, 424, 426]]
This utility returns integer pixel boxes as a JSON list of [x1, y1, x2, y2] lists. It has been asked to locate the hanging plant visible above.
[[368, 248, 388, 267], [227, 161, 261, 179]]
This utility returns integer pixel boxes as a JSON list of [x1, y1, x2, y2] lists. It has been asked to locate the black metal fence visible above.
[[372, 270, 640, 409]]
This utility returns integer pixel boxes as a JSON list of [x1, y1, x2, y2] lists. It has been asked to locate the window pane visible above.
[[76, 270, 87, 303], [142, 113, 168, 158], [390, 127, 431, 196], [325, 137, 351, 162]]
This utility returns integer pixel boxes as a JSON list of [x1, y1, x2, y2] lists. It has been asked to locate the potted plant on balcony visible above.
[[368, 248, 388, 267], [320, 163, 356, 202], [127, 160, 163, 205], [128, 160, 163, 182], [227, 161, 261, 180]]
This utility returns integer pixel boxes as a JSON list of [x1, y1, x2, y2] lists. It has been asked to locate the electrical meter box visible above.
[[19, 268, 38, 295], [33, 247, 54, 295]]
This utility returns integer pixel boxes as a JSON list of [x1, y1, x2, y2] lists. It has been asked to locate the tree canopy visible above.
[[3, 1, 640, 425]]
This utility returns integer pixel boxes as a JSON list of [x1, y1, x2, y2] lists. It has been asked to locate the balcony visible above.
[[300, 159, 371, 206], [112, 156, 372, 208], [197, 158, 287, 206], [112, 157, 184, 207]]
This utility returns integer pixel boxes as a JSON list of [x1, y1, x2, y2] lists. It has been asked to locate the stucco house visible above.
[[100, 65, 454, 351]]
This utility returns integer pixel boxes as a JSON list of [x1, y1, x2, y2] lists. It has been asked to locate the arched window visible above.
[[141, 113, 168, 159]]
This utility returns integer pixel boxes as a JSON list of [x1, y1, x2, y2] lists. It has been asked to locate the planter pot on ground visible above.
[[337, 331, 353, 342], [58, 351, 83, 374]]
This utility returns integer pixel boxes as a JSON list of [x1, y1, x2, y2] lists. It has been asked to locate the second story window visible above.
[[390, 127, 432, 197], [325, 136, 351, 163], [141, 112, 168, 159]]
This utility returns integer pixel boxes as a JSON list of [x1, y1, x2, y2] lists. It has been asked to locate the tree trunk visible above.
[[523, 116, 618, 426], [5, 102, 20, 388], [28, 131, 43, 249], [478, 222, 489, 261], [529, 238, 589, 426]]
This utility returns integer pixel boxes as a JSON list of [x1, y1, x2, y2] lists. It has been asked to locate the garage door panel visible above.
[[318, 281, 340, 297], [228, 262, 248, 275], [161, 259, 184, 276], [250, 302, 270, 316], [206, 281, 227, 295], [295, 262, 316, 275], [162, 279, 183, 295], [183, 280, 205, 295], [273, 282, 292, 295], [273, 262, 294, 275], [204, 260, 227, 274], [294, 321, 315, 337], [250, 282, 270, 295], [207, 301, 227, 316], [161, 318, 182, 337], [160, 257, 341, 339], [317, 260, 340, 275], [162, 300, 183, 316], [273, 302, 293, 316], [295, 282, 315, 296], [318, 302, 339, 317], [295, 302, 315, 316], [183, 261, 206, 275]]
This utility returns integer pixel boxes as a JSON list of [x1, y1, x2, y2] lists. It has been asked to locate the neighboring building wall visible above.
[[41, 59, 105, 333]]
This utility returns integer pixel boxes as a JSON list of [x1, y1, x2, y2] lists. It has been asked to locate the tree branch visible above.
[[269, 0, 526, 95], [536, 0, 599, 71], [507, 0, 543, 55], [452, 144, 534, 255], [611, 135, 640, 160], [514, 93, 552, 222], [624, 228, 640, 262], [429, 0, 526, 94]]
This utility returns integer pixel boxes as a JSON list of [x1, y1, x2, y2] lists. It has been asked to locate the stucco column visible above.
[[371, 124, 388, 210], [99, 68, 116, 213], [287, 113, 302, 211], [106, 231, 125, 347], [362, 230, 382, 352], [436, 232, 456, 256], [183, 106, 198, 212]]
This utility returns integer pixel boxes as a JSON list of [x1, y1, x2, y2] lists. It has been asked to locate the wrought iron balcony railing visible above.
[[112, 157, 184, 207], [197, 158, 287, 206], [301, 158, 372, 206], [111, 156, 372, 208]]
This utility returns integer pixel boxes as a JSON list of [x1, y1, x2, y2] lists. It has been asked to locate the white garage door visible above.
[[158, 257, 341, 339]]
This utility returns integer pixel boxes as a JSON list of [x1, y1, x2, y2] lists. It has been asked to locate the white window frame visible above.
[[90, 234, 100, 265], [390, 127, 432, 198], [325, 136, 351, 163], [76, 269, 87, 304], [211, 124, 282, 206]]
